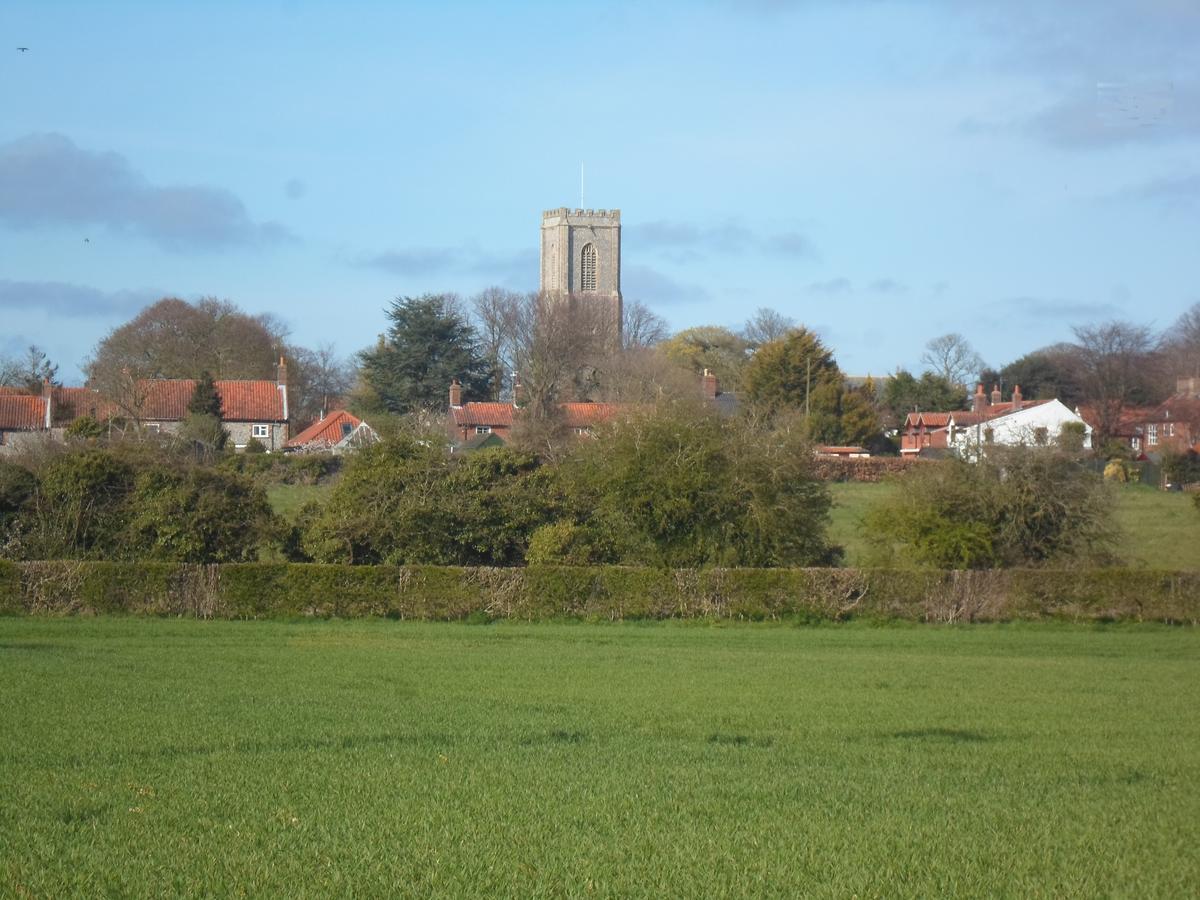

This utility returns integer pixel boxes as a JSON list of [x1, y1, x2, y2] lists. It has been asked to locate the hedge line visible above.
[[0, 561, 1196, 623], [811, 456, 930, 482]]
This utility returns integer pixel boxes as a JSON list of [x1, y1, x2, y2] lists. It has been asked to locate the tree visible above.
[[288, 343, 356, 426], [470, 287, 524, 401], [742, 307, 795, 348], [660, 326, 750, 391], [1, 345, 58, 392], [1160, 301, 1200, 381], [865, 447, 1116, 569], [86, 297, 287, 419], [359, 294, 492, 414], [921, 333, 984, 389], [621, 299, 670, 351], [883, 369, 967, 416], [1069, 320, 1157, 443], [187, 372, 222, 418], [742, 328, 840, 416], [982, 345, 1083, 406]]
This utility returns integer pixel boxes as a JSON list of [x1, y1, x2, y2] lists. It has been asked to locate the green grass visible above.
[[266, 482, 333, 521], [830, 481, 1200, 568], [2, 619, 1198, 896]]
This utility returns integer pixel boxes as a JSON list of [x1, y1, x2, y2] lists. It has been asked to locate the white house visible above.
[[950, 399, 1092, 459]]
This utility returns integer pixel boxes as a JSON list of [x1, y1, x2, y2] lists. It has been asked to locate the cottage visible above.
[[286, 410, 378, 453], [1133, 377, 1200, 456], [0, 387, 51, 454], [445, 379, 618, 447], [901, 384, 1091, 458]]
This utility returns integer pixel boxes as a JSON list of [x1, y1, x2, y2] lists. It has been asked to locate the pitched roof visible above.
[[55, 379, 287, 423], [0, 395, 48, 431], [904, 400, 1053, 431], [559, 402, 619, 427], [286, 410, 361, 448], [451, 402, 515, 428]]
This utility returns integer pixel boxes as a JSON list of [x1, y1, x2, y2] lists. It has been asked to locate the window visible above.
[[1148, 424, 1158, 446], [1165, 423, 1174, 437], [580, 243, 597, 291], [146, 423, 161, 434], [252, 424, 270, 439], [476, 426, 491, 434], [341, 422, 353, 438]]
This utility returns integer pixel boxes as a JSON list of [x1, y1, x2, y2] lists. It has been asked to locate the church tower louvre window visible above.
[[580, 243, 597, 291]]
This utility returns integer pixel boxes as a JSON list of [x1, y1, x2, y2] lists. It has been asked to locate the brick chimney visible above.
[[702, 368, 718, 401], [991, 384, 1002, 405], [42, 378, 52, 429], [449, 378, 462, 408], [512, 374, 525, 408], [972, 383, 987, 414], [276, 355, 287, 386], [1011, 384, 1022, 411]]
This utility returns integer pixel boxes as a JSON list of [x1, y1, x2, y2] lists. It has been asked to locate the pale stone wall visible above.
[[540, 207, 623, 345]]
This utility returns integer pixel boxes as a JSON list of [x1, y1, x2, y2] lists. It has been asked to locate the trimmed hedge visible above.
[[0, 561, 1196, 623], [811, 457, 930, 482]]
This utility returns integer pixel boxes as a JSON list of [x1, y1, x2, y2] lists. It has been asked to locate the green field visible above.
[[829, 481, 1200, 568], [2, 619, 1197, 896]]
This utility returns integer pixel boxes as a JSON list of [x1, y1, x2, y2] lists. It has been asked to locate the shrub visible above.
[[243, 437, 267, 454], [866, 447, 1116, 569], [64, 416, 105, 440]]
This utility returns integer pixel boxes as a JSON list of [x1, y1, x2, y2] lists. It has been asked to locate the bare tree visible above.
[[1070, 320, 1155, 443], [509, 292, 611, 417], [742, 307, 795, 348], [621, 299, 669, 351], [921, 333, 984, 389], [289, 343, 356, 426], [470, 286, 524, 400], [1159, 301, 1200, 381], [0, 345, 57, 392]]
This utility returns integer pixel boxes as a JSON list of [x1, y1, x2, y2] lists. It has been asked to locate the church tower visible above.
[[540, 207, 622, 343]]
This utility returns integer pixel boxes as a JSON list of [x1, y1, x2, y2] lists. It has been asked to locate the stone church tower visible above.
[[540, 207, 622, 343]]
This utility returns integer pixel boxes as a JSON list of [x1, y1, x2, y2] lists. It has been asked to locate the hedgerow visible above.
[[1, 561, 1195, 624]]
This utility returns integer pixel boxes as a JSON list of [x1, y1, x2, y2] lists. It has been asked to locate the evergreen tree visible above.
[[187, 372, 223, 417], [359, 294, 492, 414]]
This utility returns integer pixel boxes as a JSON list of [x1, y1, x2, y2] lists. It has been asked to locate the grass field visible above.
[[2, 619, 1197, 896], [829, 481, 1200, 568]]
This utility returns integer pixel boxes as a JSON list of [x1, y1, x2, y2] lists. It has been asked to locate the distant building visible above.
[[286, 410, 378, 453], [901, 383, 1092, 457], [0, 386, 51, 453], [541, 207, 622, 345], [1131, 376, 1200, 456]]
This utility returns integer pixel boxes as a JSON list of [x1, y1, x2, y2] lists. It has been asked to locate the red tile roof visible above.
[[559, 402, 619, 427], [451, 402, 514, 428], [286, 410, 361, 448], [0, 395, 48, 431], [451, 401, 621, 429], [55, 379, 287, 423]]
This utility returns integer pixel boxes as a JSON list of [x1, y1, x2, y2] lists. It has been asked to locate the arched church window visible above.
[[580, 243, 597, 291]]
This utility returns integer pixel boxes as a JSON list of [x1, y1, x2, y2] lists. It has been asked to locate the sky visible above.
[[1, 0, 1198, 382]]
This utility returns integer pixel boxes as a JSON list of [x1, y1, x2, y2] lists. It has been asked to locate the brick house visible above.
[[1133, 377, 1200, 456], [901, 384, 1091, 457], [446, 379, 619, 446]]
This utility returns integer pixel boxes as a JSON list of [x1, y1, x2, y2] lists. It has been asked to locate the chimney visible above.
[[449, 378, 462, 408], [1011, 384, 1022, 411], [991, 384, 1002, 405], [42, 378, 52, 429], [512, 374, 525, 408], [972, 383, 987, 414], [702, 368, 718, 401], [276, 355, 288, 386]]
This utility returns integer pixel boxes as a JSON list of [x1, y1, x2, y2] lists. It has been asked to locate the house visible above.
[[0, 385, 51, 454], [815, 445, 870, 458], [901, 384, 1092, 457], [445, 379, 619, 446], [1131, 377, 1200, 456], [1, 360, 291, 451], [285, 410, 379, 453]]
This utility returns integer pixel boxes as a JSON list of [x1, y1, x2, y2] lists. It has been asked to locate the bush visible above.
[[243, 437, 267, 454], [866, 447, 1116, 569], [0, 560, 1195, 624]]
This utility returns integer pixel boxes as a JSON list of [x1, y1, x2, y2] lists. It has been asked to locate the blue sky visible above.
[[2, 0, 1197, 381]]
